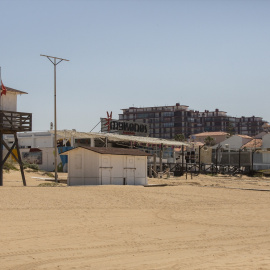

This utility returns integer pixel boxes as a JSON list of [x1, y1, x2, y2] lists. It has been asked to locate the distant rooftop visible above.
[[237, 134, 252, 139], [241, 139, 262, 149], [192, 132, 229, 137]]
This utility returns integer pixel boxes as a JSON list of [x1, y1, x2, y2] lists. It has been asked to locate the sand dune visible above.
[[0, 169, 270, 269]]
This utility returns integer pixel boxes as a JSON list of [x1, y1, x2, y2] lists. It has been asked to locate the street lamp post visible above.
[[198, 144, 205, 174], [40, 54, 69, 182], [215, 144, 222, 174]]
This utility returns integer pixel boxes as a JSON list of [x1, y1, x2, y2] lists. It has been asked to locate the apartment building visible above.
[[119, 103, 267, 139]]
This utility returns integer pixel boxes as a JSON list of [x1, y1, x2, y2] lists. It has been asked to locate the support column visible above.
[[239, 149, 241, 171], [14, 133, 26, 186], [198, 146, 201, 174], [0, 131, 3, 186], [181, 145, 184, 169], [153, 153, 157, 178], [159, 144, 163, 172], [148, 164, 152, 178], [90, 138, 95, 147]]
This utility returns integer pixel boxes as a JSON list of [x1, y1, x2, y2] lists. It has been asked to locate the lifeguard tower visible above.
[[0, 86, 32, 186]]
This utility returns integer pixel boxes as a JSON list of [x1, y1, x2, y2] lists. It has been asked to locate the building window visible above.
[[162, 112, 174, 117], [163, 122, 174, 127]]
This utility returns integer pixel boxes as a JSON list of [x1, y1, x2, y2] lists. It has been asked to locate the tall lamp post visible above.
[[198, 144, 205, 174], [40, 54, 69, 182]]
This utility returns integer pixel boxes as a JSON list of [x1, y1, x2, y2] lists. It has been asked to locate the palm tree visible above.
[[174, 134, 185, 142], [204, 136, 215, 146]]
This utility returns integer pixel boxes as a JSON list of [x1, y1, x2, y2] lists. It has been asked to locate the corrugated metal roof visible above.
[[53, 130, 190, 147], [62, 146, 152, 156], [6, 86, 28, 95]]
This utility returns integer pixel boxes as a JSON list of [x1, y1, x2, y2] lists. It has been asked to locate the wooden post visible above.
[[14, 133, 26, 186], [181, 145, 184, 170], [215, 147, 218, 174], [239, 149, 241, 172], [251, 150, 254, 172], [0, 131, 3, 186], [148, 165, 152, 178], [198, 146, 201, 174], [153, 153, 157, 178], [159, 144, 163, 172]]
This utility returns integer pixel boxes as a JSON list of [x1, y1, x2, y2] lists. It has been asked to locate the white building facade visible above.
[[3, 131, 74, 172]]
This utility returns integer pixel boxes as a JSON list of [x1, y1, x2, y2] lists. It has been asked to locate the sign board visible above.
[[101, 118, 149, 137], [22, 151, 42, 164]]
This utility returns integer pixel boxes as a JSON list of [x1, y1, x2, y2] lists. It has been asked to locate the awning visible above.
[[51, 130, 191, 147]]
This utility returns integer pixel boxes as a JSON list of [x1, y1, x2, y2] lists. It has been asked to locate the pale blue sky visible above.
[[1, 0, 270, 132]]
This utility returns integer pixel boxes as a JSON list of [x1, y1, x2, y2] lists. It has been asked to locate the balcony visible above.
[[0, 110, 32, 134]]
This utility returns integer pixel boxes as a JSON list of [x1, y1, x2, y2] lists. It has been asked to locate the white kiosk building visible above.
[[62, 147, 151, 186]]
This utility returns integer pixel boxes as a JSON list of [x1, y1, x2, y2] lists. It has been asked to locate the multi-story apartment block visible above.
[[119, 103, 267, 139]]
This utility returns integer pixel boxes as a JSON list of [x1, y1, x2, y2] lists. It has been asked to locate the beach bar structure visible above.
[[61, 147, 151, 186], [0, 86, 32, 186]]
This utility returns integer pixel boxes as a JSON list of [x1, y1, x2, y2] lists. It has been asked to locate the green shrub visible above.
[[3, 161, 19, 172], [38, 182, 64, 187], [57, 162, 63, 172], [44, 171, 54, 178], [23, 163, 39, 171]]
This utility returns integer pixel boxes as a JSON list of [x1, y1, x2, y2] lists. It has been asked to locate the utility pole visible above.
[[40, 54, 69, 182]]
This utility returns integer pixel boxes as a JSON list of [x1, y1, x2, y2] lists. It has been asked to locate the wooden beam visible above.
[[2, 140, 17, 164]]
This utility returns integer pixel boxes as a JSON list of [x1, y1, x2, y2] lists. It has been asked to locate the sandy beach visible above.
[[1, 169, 270, 269]]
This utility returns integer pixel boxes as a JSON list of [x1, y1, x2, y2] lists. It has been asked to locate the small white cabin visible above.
[[62, 147, 151, 186], [0, 86, 27, 111]]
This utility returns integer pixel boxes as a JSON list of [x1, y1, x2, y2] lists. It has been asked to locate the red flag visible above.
[[1, 81, 7, 96]]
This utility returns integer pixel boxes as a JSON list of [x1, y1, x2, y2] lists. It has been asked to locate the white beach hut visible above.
[[62, 147, 151, 186]]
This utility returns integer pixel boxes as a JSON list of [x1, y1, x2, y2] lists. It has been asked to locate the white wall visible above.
[[20, 147, 61, 172], [16, 135, 33, 148], [4, 131, 76, 150], [3, 132, 55, 149], [68, 149, 100, 185], [84, 151, 100, 185], [110, 155, 125, 185], [98, 153, 147, 185], [18, 132, 54, 148], [135, 156, 147, 185], [3, 147, 62, 172], [68, 148, 84, 185], [262, 134, 270, 149], [0, 92, 17, 111]]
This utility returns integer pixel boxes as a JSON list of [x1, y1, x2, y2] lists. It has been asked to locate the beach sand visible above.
[[0, 169, 270, 269]]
